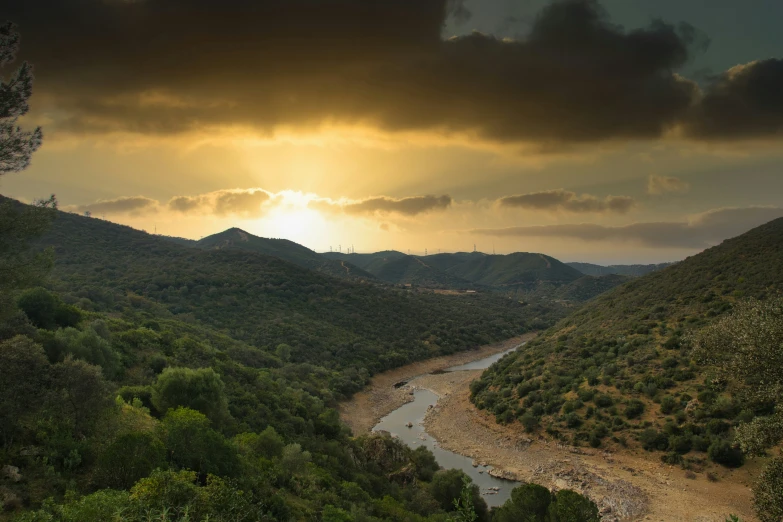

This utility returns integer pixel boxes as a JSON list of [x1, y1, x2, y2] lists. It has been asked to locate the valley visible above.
[[2, 197, 781, 521], [3, 3, 783, 519], [340, 335, 758, 521]]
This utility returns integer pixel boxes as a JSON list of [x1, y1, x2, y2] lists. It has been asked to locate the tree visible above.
[[492, 483, 552, 522], [51, 356, 112, 437], [152, 367, 230, 424], [50, 326, 120, 378], [279, 443, 311, 475], [16, 287, 81, 330], [0, 335, 50, 447], [431, 469, 487, 520], [549, 489, 600, 522], [160, 407, 238, 477], [94, 432, 167, 490], [0, 22, 42, 174], [693, 297, 783, 519], [0, 22, 52, 322]]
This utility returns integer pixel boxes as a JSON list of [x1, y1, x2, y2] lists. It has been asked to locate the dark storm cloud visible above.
[[685, 59, 783, 139], [315, 194, 453, 216], [498, 190, 635, 214], [471, 207, 783, 248], [73, 196, 158, 215], [6, 0, 781, 144]]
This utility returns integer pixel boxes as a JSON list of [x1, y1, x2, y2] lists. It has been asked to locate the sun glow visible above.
[[256, 195, 329, 249]]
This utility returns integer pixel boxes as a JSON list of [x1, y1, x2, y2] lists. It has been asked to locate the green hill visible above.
[[471, 218, 783, 467], [322, 250, 406, 272], [445, 252, 582, 287], [170, 227, 376, 281], [36, 210, 563, 380], [567, 261, 675, 277], [551, 274, 631, 303], [323, 250, 584, 295]]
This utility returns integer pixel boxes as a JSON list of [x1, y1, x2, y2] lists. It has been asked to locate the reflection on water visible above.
[[372, 344, 526, 508], [445, 345, 522, 372]]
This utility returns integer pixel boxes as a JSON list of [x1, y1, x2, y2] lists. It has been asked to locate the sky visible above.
[[2, 0, 782, 264]]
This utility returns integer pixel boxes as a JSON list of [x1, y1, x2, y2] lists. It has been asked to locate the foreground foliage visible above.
[[693, 298, 783, 521]]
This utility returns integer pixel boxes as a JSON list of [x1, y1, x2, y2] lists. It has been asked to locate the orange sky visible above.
[[3, 0, 783, 263]]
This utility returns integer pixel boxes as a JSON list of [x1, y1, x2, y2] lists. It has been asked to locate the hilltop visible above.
[[168, 227, 376, 281], [471, 217, 783, 469], [567, 261, 675, 277]]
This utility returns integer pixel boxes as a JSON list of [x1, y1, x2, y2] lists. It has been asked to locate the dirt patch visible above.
[[418, 370, 758, 522], [338, 334, 536, 435]]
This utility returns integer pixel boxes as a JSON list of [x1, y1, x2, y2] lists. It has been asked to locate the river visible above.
[[372, 345, 524, 507]]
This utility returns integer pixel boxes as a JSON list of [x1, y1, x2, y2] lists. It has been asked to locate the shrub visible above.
[[708, 440, 745, 468], [660, 396, 678, 415], [754, 456, 783, 522], [521, 412, 539, 433], [640, 429, 670, 451], [94, 432, 167, 489], [594, 394, 613, 408], [668, 435, 692, 454], [661, 452, 683, 465], [625, 399, 645, 420], [565, 413, 582, 428], [152, 367, 230, 423], [692, 435, 711, 452]]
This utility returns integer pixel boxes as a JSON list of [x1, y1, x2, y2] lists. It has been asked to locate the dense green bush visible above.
[[151, 367, 230, 423], [708, 440, 745, 468]]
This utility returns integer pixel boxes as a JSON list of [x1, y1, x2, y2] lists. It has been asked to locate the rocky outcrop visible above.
[[388, 464, 416, 485], [361, 433, 409, 472], [1, 465, 21, 483]]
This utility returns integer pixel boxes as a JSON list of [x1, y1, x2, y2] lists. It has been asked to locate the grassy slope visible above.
[[472, 218, 783, 461]]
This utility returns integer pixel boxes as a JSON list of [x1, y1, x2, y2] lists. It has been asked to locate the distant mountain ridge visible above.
[[324, 250, 584, 292], [567, 261, 675, 277], [166, 228, 376, 281], [166, 229, 627, 301]]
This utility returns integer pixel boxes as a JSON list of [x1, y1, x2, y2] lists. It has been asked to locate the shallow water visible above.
[[372, 344, 525, 507]]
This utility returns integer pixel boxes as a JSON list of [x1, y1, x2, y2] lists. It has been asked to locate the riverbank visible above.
[[339, 334, 758, 520], [417, 370, 758, 522], [339, 333, 536, 435]]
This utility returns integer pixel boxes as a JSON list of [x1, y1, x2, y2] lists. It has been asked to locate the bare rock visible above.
[[1, 465, 21, 483]]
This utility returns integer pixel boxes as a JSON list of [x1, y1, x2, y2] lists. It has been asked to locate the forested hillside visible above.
[[0, 200, 586, 521], [567, 262, 675, 277], [35, 210, 562, 392], [550, 274, 631, 303], [472, 218, 783, 470], [324, 250, 584, 296]]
